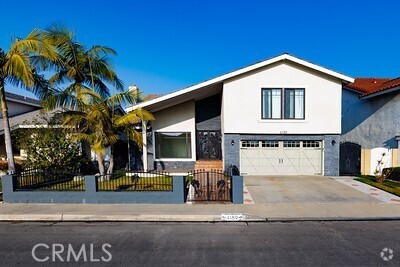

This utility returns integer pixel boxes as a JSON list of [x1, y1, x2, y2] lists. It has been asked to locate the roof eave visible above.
[[360, 86, 400, 99]]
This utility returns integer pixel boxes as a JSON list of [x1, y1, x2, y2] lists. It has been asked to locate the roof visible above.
[[5, 92, 40, 107], [346, 77, 400, 98], [0, 109, 62, 135], [126, 53, 354, 112], [0, 109, 44, 134], [142, 94, 163, 102]]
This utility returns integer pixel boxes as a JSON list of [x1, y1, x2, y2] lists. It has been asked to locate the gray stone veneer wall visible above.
[[323, 135, 340, 176], [223, 134, 340, 176], [153, 161, 195, 171]]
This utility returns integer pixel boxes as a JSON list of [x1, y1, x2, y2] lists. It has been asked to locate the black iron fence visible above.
[[96, 170, 173, 192], [13, 168, 84, 191], [186, 169, 232, 202]]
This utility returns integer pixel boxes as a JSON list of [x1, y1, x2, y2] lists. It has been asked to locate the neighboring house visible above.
[[0, 92, 130, 170], [342, 78, 400, 175], [0, 92, 42, 156], [126, 53, 355, 176]]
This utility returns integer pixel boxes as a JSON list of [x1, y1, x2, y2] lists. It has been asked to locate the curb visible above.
[[266, 217, 400, 222], [0, 213, 267, 222], [1, 214, 400, 222]]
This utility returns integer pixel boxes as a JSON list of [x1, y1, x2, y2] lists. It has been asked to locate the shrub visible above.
[[12, 116, 89, 173], [0, 160, 23, 173], [383, 167, 400, 181]]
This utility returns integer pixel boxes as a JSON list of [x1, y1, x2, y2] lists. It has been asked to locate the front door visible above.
[[196, 130, 222, 160]]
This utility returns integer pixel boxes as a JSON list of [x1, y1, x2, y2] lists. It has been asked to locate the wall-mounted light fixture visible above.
[[231, 140, 235, 146], [331, 140, 336, 146]]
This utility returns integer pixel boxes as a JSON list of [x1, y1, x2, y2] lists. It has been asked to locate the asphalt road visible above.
[[0, 221, 399, 266]]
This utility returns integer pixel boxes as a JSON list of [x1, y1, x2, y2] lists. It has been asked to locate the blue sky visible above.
[[1, 0, 400, 98]]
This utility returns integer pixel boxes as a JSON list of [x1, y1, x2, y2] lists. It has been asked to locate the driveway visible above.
[[244, 176, 382, 204]]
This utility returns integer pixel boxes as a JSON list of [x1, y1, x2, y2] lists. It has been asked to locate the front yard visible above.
[[12, 169, 173, 192], [355, 176, 400, 197], [97, 171, 173, 191]]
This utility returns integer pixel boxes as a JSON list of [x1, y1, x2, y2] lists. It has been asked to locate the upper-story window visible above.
[[262, 88, 305, 120]]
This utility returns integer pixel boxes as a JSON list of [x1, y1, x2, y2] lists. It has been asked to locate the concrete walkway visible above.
[[334, 177, 400, 204], [0, 202, 399, 222]]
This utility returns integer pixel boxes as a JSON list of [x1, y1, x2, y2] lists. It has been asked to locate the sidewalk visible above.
[[0, 202, 400, 222]]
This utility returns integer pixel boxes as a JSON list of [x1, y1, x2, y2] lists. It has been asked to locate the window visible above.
[[262, 88, 305, 120], [302, 141, 320, 148], [261, 141, 279, 147], [262, 89, 282, 119], [241, 141, 259, 148], [284, 89, 305, 119], [283, 141, 300, 147], [155, 132, 191, 159]]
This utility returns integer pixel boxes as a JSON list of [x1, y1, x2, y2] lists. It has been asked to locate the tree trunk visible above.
[[0, 85, 16, 174], [107, 146, 114, 175], [97, 152, 105, 175]]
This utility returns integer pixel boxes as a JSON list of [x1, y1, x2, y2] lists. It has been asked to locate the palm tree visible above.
[[0, 29, 58, 174], [60, 90, 154, 175], [38, 25, 146, 175], [42, 25, 124, 110]]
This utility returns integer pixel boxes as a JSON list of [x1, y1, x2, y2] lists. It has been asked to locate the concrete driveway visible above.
[[244, 175, 381, 204]]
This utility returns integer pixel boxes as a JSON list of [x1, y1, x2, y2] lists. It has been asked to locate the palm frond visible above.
[[11, 28, 60, 62], [86, 46, 117, 58], [129, 108, 155, 122], [4, 49, 34, 87], [114, 112, 141, 126], [104, 90, 137, 108]]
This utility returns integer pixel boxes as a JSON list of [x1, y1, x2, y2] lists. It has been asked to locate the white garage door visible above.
[[240, 140, 323, 175]]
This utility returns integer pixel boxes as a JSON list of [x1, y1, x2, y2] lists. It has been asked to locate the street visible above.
[[0, 221, 399, 266]]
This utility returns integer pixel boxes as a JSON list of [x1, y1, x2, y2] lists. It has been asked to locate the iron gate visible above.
[[196, 130, 222, 160], [186, 170, 231, 202], [339, 142, 361, 176]]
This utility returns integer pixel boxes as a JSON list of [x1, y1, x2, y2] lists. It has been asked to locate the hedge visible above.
[[383, 167, 400, 181]]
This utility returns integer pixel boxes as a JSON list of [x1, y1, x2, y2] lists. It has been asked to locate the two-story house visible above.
[[127, 54, 355, 176]]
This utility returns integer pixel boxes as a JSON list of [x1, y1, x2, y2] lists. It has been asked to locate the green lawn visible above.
[[355, 176, 400, 197], [98, 173, 173, 191], [47, 179, 85, 191], [16, 173, 85, 191], [12, 169, 173, 192]]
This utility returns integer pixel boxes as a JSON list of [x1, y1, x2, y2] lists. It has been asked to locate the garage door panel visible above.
[[240, 149, 259, 174], [301, 148, 322, 175]]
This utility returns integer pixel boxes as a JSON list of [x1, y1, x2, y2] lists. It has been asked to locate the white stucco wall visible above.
[[222, 61, 342, 134], [152, 101, 196, 161]]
